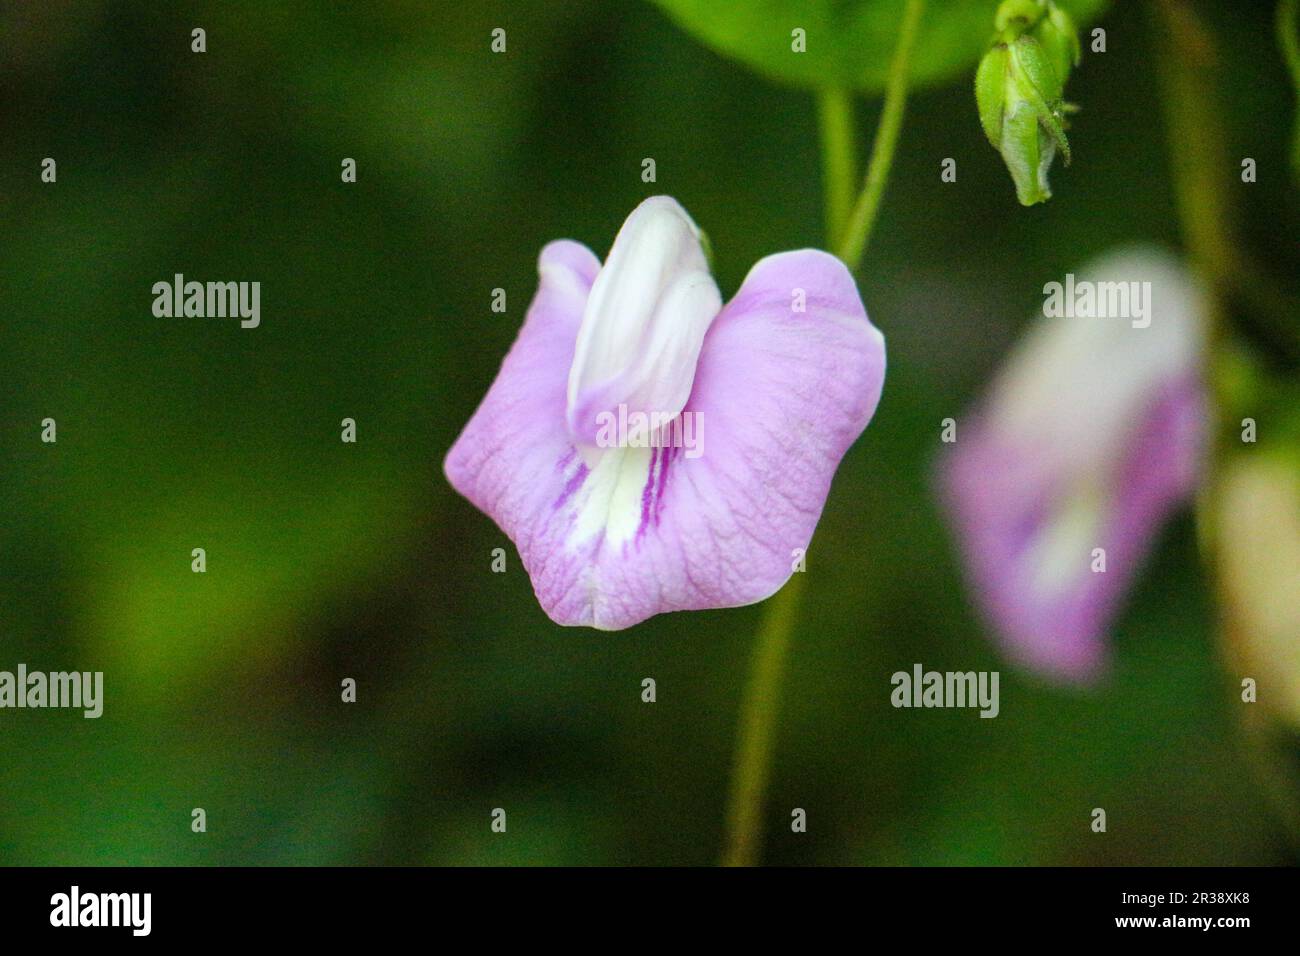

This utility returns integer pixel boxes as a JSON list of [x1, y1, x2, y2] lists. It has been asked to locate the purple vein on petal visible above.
[[635, 443, 679, 545], [654, 444, 677, 527], [636, 446, 659, 543], [553, 451, 587, 510]]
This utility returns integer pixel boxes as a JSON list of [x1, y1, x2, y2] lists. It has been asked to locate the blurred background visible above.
[[1, 0, 1297, 865]]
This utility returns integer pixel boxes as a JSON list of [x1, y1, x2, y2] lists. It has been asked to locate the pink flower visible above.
[[446, 197, 886, 629], [940, 247, 1208, 681]]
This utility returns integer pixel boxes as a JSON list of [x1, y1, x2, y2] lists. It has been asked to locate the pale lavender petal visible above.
[[446, 246, 885, 629], [938, 247, 1208, 681], [565, 197, 721, 448], [444, 239, 601, 567], [944, 377, 1204, 680]]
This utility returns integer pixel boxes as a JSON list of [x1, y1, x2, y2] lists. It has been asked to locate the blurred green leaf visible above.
[[647, 0, 1107, 93]]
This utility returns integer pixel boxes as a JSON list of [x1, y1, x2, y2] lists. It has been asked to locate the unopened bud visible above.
[[976, 0, 1080, 206]]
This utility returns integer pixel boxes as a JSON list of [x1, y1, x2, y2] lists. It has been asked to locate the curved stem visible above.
[[1150, 0, 1232, 402], [839, 0, 927, 270], [1152, 0, 1300, 361], [720, 573, 805, 867], [818, 88, 857, 251], [1153, 0, 1300, 852], [1279, 0, 1300, 178], [720, 0, 925, 868]]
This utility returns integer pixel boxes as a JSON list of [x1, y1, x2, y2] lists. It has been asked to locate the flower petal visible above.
[[939, 247, 1207, 681], [446, 245, 885, 630], [566, 196, 721, 449], [444, 239, 600, 553], [1216, 456, 1300, 728]]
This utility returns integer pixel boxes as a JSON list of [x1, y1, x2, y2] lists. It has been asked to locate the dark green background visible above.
[[1, 0, 1296, 865]]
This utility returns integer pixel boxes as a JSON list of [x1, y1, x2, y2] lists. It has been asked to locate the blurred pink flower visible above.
[[446, 197, 886, 629], [940, 247, 1208, 681]]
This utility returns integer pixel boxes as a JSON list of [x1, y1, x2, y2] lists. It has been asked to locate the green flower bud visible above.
[[976, 1, 1079, 206], [994, 0, 1044, 34], [1034, 3, 1081, 91]]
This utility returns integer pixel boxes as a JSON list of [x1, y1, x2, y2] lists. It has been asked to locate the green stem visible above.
[[1153, 0, 1300, 852], [818, 88, 857, 251], [1279, 0, 1300, 178], [1150, 0, 1232, 401], [720, 573, 805, 868], [719, 0, 925, 868], [1152, 0, 1300, 362], [839, 0, 927, 269]]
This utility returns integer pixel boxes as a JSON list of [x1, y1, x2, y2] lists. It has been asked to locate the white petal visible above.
[[988, 246, 1205, 475], [565, 196, 722, 451]]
